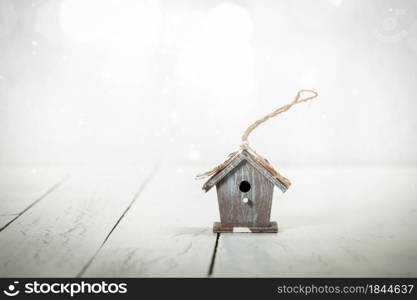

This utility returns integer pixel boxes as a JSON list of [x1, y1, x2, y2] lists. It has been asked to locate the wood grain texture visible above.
[[1, 165, 416, 277], [0, 166, 152, 277], [213, 166, 417, 277], [203, 150, 288, 193], [213, 221, 277, 233], [83, 166, 218, 277], [216, 160, 274, 227], [0, 167, 66, 229], [0, 216, 17, 230]]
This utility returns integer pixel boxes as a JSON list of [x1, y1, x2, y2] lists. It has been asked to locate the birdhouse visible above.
[[202, 149, 291, 233], [197, 90, 317, 232]]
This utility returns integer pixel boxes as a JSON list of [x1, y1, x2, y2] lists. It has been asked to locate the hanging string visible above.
[[240, 89, 318, 148], [195, 89, 319, 180]]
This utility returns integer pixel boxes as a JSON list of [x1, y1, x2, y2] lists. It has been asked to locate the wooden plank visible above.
[[83, 166, 219, 277], [0, 167, 66, 229], [0, 166, 153, 277], [213, 166, 417, 276], [0, 215, 18, 230]]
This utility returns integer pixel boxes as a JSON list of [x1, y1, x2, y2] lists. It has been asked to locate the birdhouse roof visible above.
[[202, 150, 291, 193]]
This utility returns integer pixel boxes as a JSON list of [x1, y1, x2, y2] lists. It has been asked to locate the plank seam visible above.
[[0, 174, 70, 232], [207, 233, 220, 276], [76, 166, 157, 278]]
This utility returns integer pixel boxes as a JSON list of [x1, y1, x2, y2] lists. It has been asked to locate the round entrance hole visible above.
[[239, 180, 251, 193]]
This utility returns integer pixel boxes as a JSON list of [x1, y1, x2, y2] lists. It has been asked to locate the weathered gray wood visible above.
[[83, 166, 218, 277], [213, 221, 277, 233], [203, 151, 288, 193], [213, 166, 417, 276], [216, 160, 274, 227], [0, 167, 66, 229], [0, 166, 153, 277]]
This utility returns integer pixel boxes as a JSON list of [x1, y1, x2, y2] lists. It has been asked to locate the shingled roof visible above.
[[202, 150, 291, 193]]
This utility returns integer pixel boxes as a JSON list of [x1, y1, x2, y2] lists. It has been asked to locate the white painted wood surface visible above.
[[0, 165, 416, 277], [83, 167, 219, 277], [0, 166, 152, 277], [213, 166, 417, 277], [0, 167, 66, 229]]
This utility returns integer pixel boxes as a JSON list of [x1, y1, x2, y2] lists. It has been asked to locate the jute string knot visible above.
[[195, 89, 318, 180]]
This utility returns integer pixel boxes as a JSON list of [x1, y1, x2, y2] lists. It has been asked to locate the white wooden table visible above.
[[0, 165, 416, 277]]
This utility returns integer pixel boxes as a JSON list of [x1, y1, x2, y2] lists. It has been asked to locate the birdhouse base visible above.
[[213, 221, 278, 233]]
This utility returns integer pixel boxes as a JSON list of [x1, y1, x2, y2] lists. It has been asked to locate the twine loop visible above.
[[240, 89, 318, 147], [195, 89, 318, 180]]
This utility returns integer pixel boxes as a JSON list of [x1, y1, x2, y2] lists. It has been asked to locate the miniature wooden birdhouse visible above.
[[197, 90, 318, 233], [202, 149, 291, 233]]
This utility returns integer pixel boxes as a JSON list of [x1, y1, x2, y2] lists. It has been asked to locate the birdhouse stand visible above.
[[202, 149, 290, 233]]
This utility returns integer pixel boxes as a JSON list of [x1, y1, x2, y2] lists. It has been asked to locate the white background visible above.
[[1, 0, 417, 167]]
